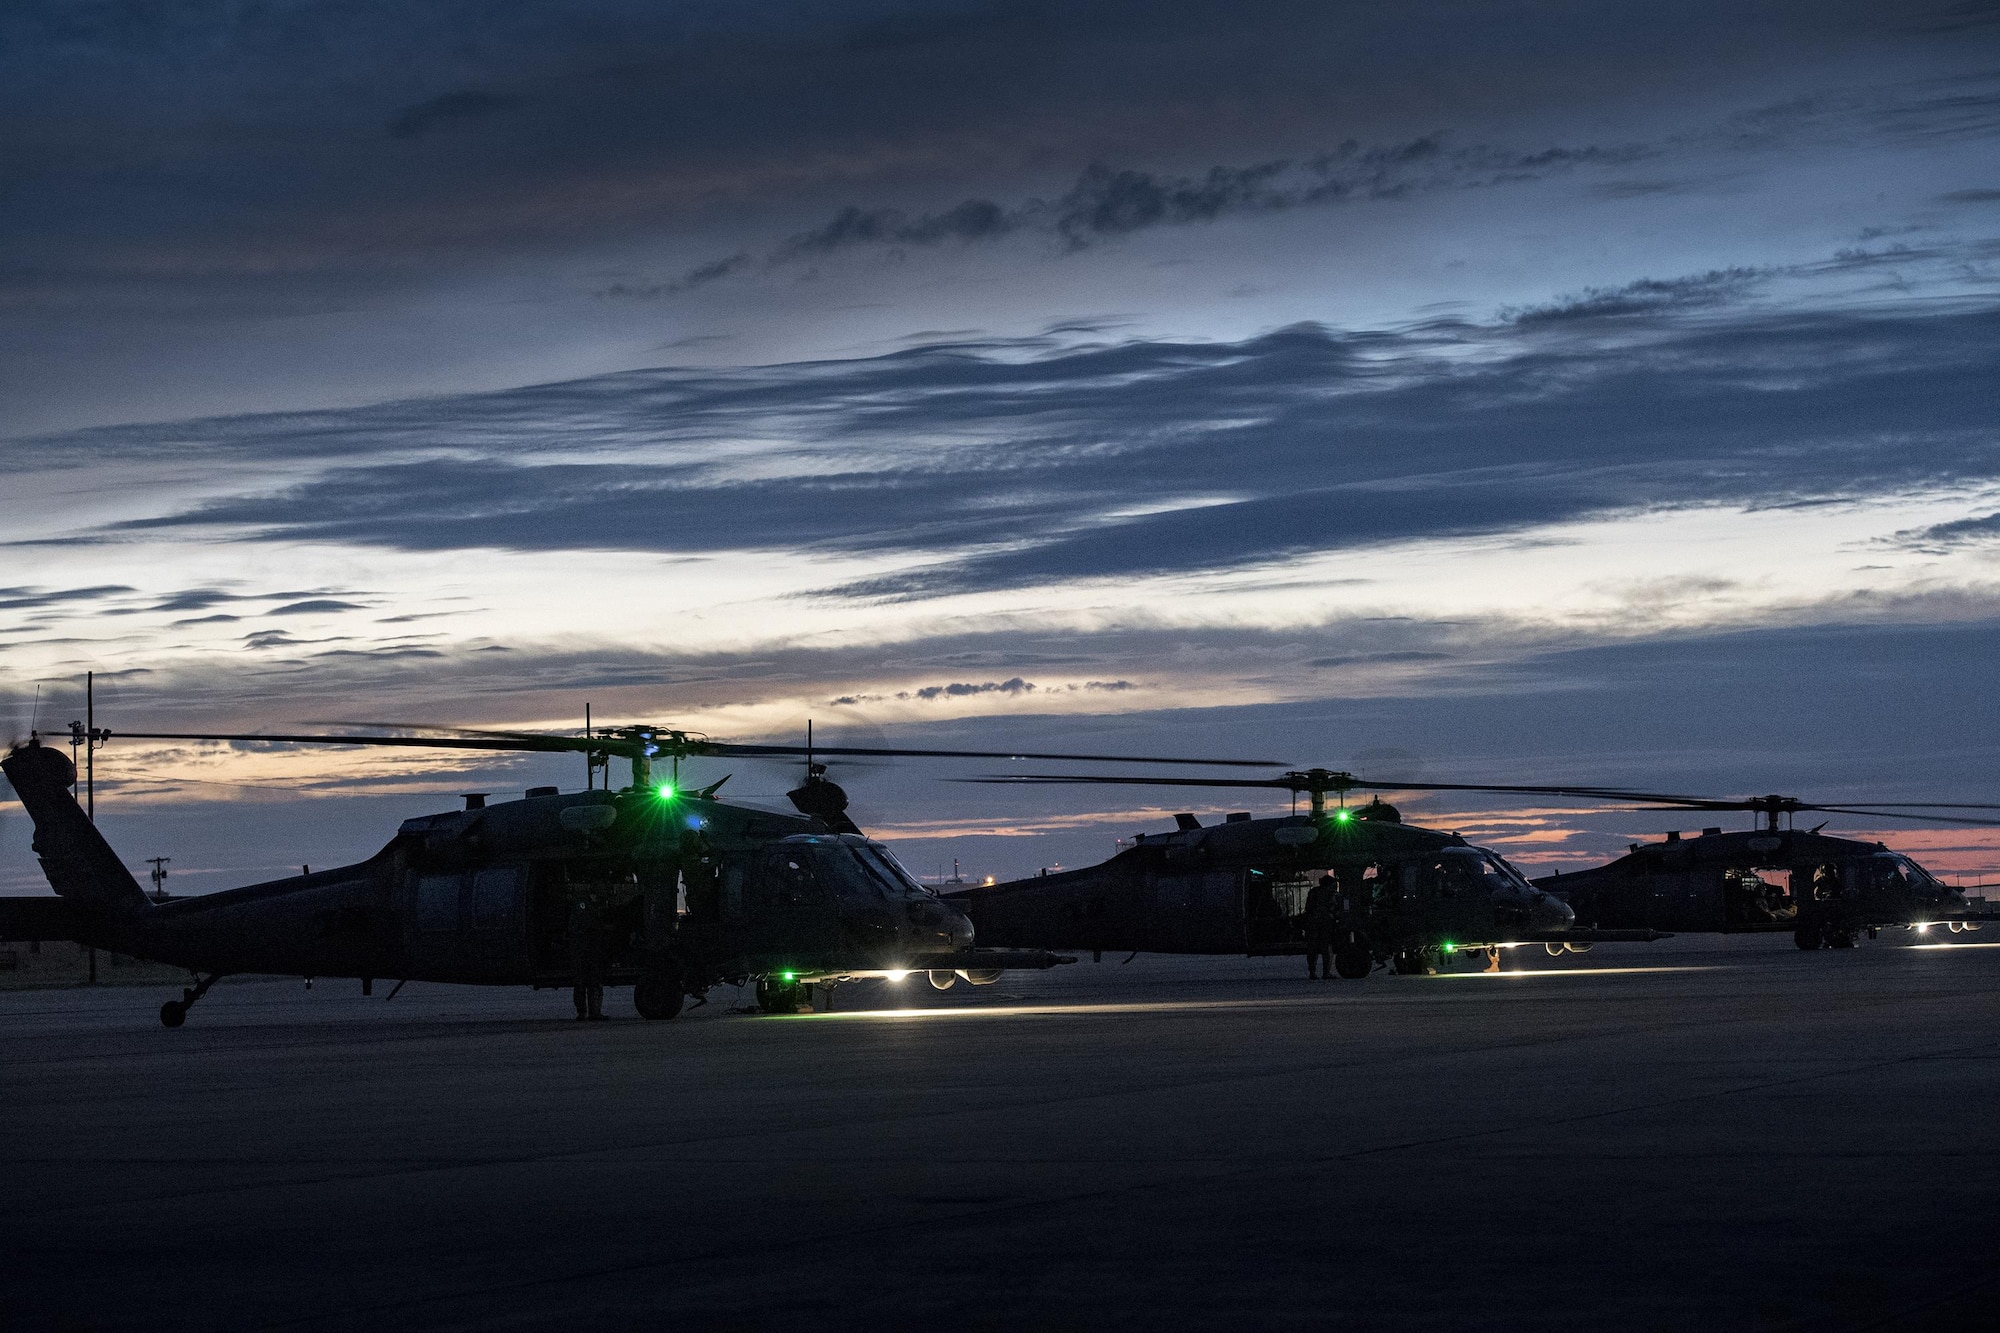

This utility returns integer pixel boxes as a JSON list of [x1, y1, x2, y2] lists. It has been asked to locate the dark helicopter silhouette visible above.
[[0, 723, 1279, 1026], [945, 768, 1667, 978], [1530, 793, 2000, 949]]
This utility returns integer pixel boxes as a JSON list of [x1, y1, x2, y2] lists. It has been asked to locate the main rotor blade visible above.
[[957, 773, 1737, 803], [121, 731, 1281, 769], [120, 730, 613, 756], [321, 720, 1283, 767], [706, 743, 1281, 766], [959, 775, 2000, 827], [1799, 802, 2000, 810], [959, 773, 1297, 790], [1796, 806, 2000, 827]]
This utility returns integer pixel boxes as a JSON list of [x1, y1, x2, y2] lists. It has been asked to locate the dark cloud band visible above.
[[20, 291, 1998, 604]]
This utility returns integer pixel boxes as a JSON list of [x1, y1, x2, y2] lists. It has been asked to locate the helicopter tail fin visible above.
[[1, 740, 153, 915]]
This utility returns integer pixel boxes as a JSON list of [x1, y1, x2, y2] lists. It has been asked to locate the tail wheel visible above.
[[1333, 944, 1372, 980], [1794, 924, 1823, 951], [1828, 929, 1857, 949], [159, 1000, 187, 1028], [1391, 950, 1429, 976]]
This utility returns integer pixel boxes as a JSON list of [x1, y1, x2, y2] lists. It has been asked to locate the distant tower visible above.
[[146, 857, 171, 903]]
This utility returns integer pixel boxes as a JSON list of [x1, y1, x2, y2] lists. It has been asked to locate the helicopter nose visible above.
[[1533, 893, 1575, 933], [912, 898, 975, 952]]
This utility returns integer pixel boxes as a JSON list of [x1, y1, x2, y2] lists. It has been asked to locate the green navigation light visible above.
[[655, 781, 676, 800], [781, 971, 797, 982], [1442, 942, 1456, 954], [1333, 809, 1353, 824]]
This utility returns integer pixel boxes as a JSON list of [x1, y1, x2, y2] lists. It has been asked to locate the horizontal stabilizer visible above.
[[0, 895, 92, 943]]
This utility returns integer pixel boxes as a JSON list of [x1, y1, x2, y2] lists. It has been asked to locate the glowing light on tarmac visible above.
[[1439, 966, 1718, 979], [1908, 941, 2000, 951], [803, 999, 1331, 1021], [781, 970, 1726, 1019]]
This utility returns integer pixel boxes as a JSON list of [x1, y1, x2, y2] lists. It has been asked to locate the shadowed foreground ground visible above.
[[3, 936, 1996, 1331]]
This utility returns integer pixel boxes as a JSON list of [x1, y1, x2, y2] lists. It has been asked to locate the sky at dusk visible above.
[[4, 1, 2000, 895]]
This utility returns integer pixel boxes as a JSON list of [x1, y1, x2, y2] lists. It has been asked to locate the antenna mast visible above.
[[67, 672, 108, 822]]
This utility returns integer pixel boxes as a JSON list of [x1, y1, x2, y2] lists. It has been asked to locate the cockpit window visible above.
[[782, 840, 935, 906], [854, 843, 936, 901], [1871, 853, 1942, 891], [795, 845, 880, 907], [1478, 851, 1537, 892], [1435, 848, 1534, 897]]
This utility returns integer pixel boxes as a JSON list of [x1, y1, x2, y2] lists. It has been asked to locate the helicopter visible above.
[[943, 768, 1668, 978], [0, 722, 1281, 1027], [1529, 792, 2000, 949]]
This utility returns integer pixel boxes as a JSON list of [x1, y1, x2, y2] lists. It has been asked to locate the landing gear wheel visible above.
[[1794, 924, 1824, 951], [633, 975, 684, 1021], [755, 979, 803, 1014], [1829, 929, 1857, 949], [1333, 944, 1372, 980], [1392, 950, 1429, 976], [158, 973, 220, 1027]]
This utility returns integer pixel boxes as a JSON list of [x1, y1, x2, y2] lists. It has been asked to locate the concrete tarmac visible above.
[[3, 935, 1997, 1331]]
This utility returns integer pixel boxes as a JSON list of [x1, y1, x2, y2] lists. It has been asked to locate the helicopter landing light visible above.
[[1915, 921, 1931, 933], [884, 971, 911, 983]]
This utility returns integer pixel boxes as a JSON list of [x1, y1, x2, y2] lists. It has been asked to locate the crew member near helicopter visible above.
[[568, 881, 608, 1021], [1303, 874, 1337, 980]]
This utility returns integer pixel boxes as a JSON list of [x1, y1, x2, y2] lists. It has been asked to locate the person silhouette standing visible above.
[[568, 885, 607, 1020], [1303, 874, 1337, 980]]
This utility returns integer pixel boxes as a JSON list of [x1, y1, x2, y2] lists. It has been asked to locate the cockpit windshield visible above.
[[1436, 847, 1536, 897], [854, 842, 936, 901], [1479, 850, 1537, 891], [1870, 852, 1943, 891], [788, 838, 936, 905]]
